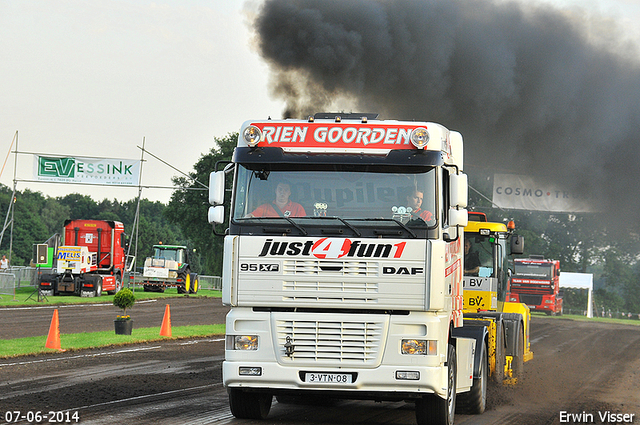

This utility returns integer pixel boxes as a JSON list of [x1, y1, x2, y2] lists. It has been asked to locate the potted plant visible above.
[[113, 287, 135, 335]]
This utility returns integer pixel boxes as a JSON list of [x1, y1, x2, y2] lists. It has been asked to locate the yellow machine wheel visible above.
[[189, 274, 199, 294], [184, 273, 191, 293], [177, 269, 191, 294]]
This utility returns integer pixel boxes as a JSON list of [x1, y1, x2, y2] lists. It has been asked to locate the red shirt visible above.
[[250, 201, 306, 218], [413, 208, 433, 222]]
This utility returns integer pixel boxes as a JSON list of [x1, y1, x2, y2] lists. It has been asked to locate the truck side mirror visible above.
[[510, 234, 524, 255], [449, 173, 468, 208], [208, 205, 225, 224], [209, 171, 225, 205], [449, 208, 469, 227], [443, 208, 468, 241]]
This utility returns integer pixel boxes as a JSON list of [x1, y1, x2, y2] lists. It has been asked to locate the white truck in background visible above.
[[208, 113, 477, 425]]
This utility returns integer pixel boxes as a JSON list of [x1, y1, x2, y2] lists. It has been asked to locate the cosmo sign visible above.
[[250, 122, 441, 150], [34, 155, 140, 186]]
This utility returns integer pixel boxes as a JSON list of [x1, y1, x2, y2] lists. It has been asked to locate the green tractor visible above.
[[139, 244, 198, 294]]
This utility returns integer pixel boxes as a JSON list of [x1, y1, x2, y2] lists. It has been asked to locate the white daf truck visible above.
[[208, 113, 478, 425]]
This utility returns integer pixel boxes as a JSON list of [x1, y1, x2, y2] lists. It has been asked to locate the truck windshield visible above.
[[464, 235, 496, 278], [155, 248, 184, 263], [232, 164, 436, 228]]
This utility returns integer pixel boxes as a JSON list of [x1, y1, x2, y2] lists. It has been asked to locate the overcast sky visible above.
[[1, 0, 639, 204]]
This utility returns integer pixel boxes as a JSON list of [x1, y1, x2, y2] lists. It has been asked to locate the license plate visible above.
[[304, 373, 352, 384]]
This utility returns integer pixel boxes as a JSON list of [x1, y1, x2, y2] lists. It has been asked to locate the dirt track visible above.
[[1, 298, 639, 424]]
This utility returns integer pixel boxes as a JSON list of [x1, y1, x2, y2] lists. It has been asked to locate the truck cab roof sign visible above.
[[240, 120, 452, 155]]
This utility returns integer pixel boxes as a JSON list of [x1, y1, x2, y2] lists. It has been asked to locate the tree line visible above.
[[0, 133, 236, 277], [1, 132, 638, 316], [0, 186, 186, 273]]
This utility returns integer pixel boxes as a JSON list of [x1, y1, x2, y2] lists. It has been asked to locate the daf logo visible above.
[[382, 266, 423, 275], [284, 336, 295, 357]]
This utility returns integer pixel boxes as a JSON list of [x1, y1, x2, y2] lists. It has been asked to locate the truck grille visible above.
[[276, 318, 385, 365], [281, 260, 380, 304], [520, 294, 543, 306], [282, 260, 379, 276], [283, 280, 378, 294]]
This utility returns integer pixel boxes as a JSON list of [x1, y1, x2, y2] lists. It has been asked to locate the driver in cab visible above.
[[246, 181, 306, 218]]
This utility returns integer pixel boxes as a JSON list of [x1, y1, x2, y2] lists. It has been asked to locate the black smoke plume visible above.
[[252, 0, 640, 226]]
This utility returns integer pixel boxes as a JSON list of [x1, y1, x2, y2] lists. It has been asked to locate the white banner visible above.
[[33, 155, 140, 186], [492, 174, 598, 212]]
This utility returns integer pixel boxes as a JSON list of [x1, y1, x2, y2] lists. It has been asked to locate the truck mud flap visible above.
[[38, 274, 58, 296], [501, 313, 523, 357], [80, 275, 103, 297], [452, 326, 487, 378], [453, 336, 475, 393]]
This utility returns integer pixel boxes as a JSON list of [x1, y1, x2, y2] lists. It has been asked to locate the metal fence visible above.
[[123, 272, 222, 291], [0, 267, 222, 293], [197, 275, 222, 291], [124, 272, 221, 291], [0, 271, 16, 298], [1, 266, 53, 292]]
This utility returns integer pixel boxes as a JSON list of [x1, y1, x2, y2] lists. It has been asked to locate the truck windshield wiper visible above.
[[243, 216, 308, 235], [361, 218, 418, 238], [305, 216, 362, 237], [279, 216, 308, 236]]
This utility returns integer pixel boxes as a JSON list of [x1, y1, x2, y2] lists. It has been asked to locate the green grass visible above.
[[0, 286, 221, 306], [0, 324, 226, 358], [532, 311, 640, 326]]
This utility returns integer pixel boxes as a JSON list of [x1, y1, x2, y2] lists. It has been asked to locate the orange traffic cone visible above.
[[160, 304, 172, 337], [45, 309, 62, 351]]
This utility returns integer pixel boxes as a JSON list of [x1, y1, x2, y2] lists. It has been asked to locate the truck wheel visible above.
[[95, 279, 103, 297], [416, 343, 456, 425], [228, 388, 272, 419], [74, 276, 83, 296], [457, 341, 487, 414], [189, 274, 199, 294], [107, 274, 122, 295]]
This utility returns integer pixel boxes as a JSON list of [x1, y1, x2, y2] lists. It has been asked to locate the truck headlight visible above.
[[227, 335, 259, 350], [410, 127, 429, 149], [243, 125, 262, 147], [401, 339, 437, 355]]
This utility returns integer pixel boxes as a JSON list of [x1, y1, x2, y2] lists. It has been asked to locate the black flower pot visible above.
[[114, 319, 133, 335]]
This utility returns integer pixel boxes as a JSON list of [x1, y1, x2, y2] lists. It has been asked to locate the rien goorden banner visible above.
[[34, 155, 140, 186], [493, 174, 598, 213]]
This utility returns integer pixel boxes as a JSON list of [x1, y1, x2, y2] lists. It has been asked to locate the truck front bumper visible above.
[[223, 360, 448, 400]]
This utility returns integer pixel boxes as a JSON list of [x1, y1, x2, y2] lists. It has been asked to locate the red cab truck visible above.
[[509, 255, 563, 315], [39, 219, 128, 297]]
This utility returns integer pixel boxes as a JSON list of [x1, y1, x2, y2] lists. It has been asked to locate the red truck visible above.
[[509, 255, 563, 315], [39, 219, 129, 297]]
